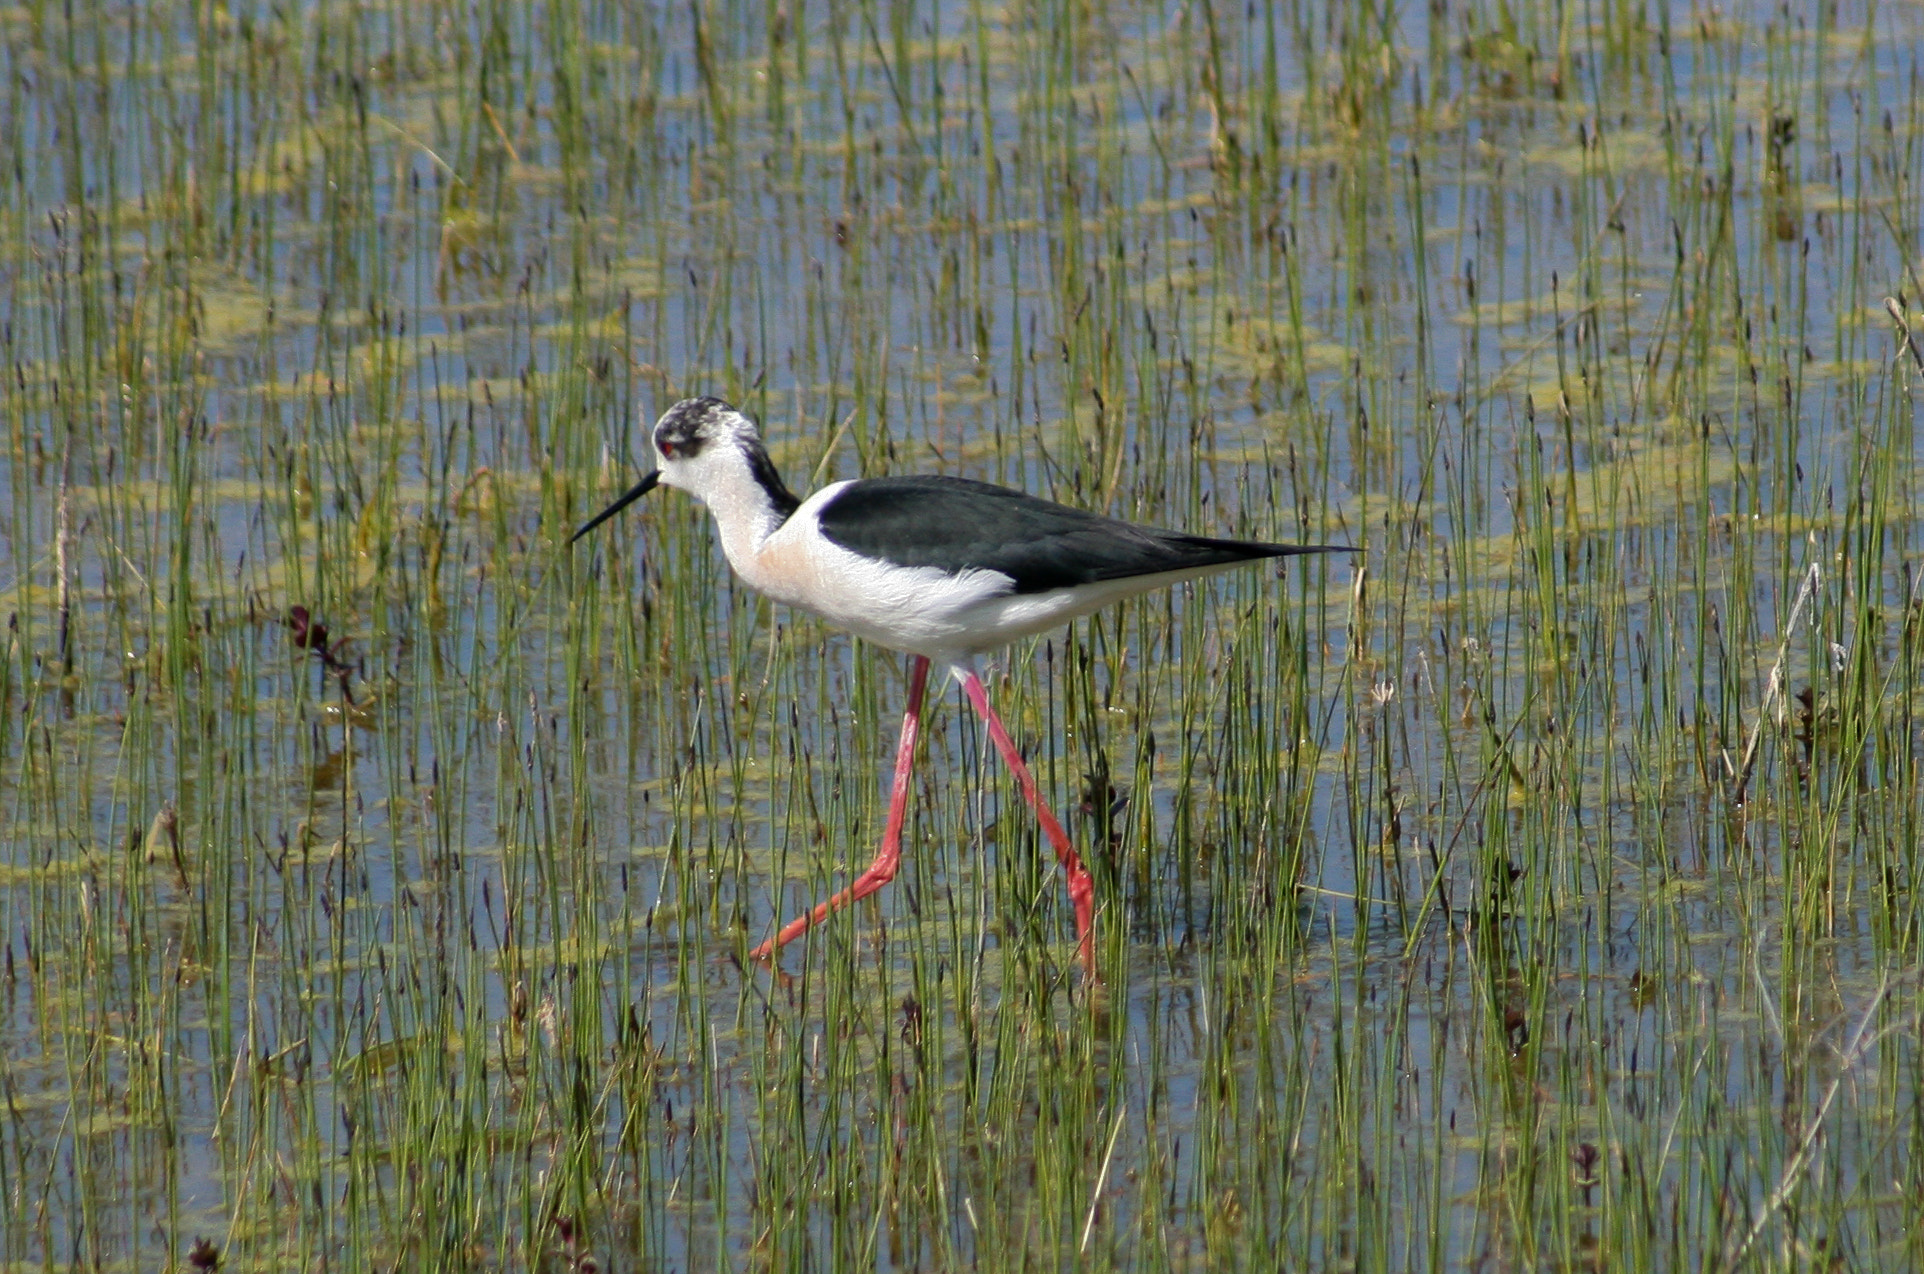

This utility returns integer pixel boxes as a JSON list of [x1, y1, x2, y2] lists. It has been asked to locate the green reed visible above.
[[1, 0, 1921, 1268]]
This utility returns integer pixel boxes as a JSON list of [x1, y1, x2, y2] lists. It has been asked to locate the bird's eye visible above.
[[658, 440, 677, 459]]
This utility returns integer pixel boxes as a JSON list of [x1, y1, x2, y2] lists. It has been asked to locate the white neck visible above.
[[687, 454, 795, 573]]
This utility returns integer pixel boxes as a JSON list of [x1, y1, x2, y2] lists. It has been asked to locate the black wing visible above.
[[814, 474, 1348, 595]]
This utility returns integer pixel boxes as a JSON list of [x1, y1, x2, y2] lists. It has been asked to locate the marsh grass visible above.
[[2, 0, 1922, 1268]]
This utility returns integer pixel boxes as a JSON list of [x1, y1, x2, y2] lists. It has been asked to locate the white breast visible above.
[[729, 501, 1012, 659]]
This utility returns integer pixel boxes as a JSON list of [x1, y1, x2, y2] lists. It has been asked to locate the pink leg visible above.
[[957, 668, 1096, 973], [753, 655, 931, 962]]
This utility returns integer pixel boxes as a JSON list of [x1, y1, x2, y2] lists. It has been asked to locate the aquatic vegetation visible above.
[[0, 0, 1919, 1268]]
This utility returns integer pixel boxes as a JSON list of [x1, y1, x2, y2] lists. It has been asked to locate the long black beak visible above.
[[570, 470, 661, 544]]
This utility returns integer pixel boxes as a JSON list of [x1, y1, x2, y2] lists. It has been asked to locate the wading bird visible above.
[[574, 397, 1349, 971]]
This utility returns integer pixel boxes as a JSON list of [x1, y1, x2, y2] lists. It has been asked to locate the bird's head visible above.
[[648, 396, 764, 495], [572, 397, 796, 543]]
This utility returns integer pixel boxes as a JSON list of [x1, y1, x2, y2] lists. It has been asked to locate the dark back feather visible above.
[[816, 475, 1347, 594]]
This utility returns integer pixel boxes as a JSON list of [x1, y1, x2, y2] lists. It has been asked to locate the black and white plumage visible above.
[[573, 396, 1352, 971], [577, 396, 1346, 666]]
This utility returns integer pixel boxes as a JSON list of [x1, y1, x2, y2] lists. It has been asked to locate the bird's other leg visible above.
[[752, 654, 931, 963], [955, 664, 1096, 973]]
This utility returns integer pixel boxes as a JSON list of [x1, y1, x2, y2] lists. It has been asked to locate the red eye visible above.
[[658, 440, 677, 459]]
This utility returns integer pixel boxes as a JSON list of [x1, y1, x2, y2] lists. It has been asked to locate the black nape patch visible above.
[[747, 446, 802, 519]]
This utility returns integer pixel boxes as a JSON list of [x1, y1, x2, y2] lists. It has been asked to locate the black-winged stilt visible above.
[[574, 397, 1349, 971]]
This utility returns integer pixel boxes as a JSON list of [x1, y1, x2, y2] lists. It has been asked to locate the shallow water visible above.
[[2, 0, 1920, 1268]]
